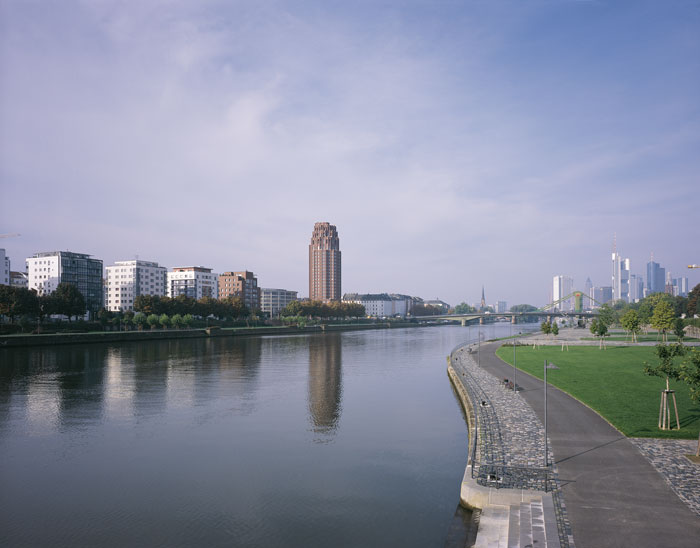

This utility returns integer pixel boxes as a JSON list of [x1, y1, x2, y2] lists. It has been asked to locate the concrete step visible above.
[[519, 501, 533, 548], [503, 496, 561, 548], [474, 506, 509, 548], [507, 504, 520, 548]]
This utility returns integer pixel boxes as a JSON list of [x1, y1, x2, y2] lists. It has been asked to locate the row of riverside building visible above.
[[2, 222, 450, 321], [2, 248, 297, 319]]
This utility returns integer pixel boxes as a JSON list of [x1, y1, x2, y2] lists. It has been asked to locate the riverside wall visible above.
[[0, 321, 426, 348]]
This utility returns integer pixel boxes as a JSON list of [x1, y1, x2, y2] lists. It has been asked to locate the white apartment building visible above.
[[552, 275, 574, 311], [26, 251, 104, 316], [261, 288, 298, 317], [167, 267, 218, 300], [1, 248, 9, 285], [342, 293, 410, 318], [106, 260, 167, 311]]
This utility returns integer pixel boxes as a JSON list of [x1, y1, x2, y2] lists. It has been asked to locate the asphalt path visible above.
[[478, 341, 700, 548]]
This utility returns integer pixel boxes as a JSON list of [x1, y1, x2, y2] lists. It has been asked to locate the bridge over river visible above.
[[413, 310, 599, 325]]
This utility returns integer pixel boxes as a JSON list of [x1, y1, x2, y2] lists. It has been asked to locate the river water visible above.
[[0, 323, 527, 547]]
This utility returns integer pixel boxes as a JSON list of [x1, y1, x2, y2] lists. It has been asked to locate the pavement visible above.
[[477, 340, 700, 548]]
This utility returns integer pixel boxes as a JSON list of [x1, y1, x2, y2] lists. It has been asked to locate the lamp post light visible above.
[[544, 359, 549, 468]]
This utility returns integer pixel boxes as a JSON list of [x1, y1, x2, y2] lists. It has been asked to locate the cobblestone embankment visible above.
[[449, 343, 574, 548], [629, 438, 700, 517]]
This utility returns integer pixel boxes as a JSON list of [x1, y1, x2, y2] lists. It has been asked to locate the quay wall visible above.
[[0, 321, 426, 348]]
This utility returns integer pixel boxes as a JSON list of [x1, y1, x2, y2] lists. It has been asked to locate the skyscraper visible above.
[[646, 257, 666, 294], [629, 274, 644, 302], [309, 222, 341, 302], [611, 243, 630, 303], [552, 275, 574, 311]]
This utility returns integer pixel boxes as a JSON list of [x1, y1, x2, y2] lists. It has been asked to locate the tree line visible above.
[[0, 287, 256, 326], [0, 283, 86, 322], [280, 300, 365, 318], [132, 295, 253, 319]]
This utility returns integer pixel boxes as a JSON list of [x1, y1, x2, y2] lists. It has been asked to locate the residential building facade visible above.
[[342, 293, 410, 317], [309, 222, 341, 302], [26, 251, 104, 317], [10, 271, 28, 288], [106, 260, 167, 312], [1, 248, 9, 285], [167, 267, 218, 300], [261, 288, 298, 317], [219, 271, 261, 310]]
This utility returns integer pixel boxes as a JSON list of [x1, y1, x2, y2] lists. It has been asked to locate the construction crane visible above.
[[0, 233, 21, 239]]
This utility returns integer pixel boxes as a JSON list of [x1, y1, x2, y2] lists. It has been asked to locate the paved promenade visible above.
[[478, 340, 700, 548], [451, 347, 571, 547]]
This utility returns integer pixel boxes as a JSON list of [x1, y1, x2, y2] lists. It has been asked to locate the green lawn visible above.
[[581, 335, 697, 342], [495, 345, 700, 440]]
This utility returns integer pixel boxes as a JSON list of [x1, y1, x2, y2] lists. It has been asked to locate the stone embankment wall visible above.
[[0, 321, 426, 348], [447, 343, 571, 548]]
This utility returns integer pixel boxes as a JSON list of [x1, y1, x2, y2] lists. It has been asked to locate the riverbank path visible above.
[[478, 340, 700, 548]]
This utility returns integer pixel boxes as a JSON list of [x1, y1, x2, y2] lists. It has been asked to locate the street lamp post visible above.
[[544, 359, 548, 468]]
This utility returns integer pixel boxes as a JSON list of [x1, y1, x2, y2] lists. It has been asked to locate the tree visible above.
[[182, 314, 194, 328], [687, 283, 700, 318], [551, 322, 559, 336], [0, 286, 39, 322], [590, 318, 608, 349], [678, 348, 700, 455], [637, 300, 653, 333], [644, 343, 686, 431], [673, 318, 686, 341], [51, 283, 86, 321], [454, 302, 476, 314], [597, 303, 616, 329], [281, 300, 303, 317], [171, 313, 184, 329], [510, 304, 537, 313], [159, 313, 170, 329], [411, 303, 442, 316], [541, 321, 551, 336], [133, 312, 148, 330], [147, 314, 159, 329], [620, 309, 641, 343], [651, 300, 675, 342]]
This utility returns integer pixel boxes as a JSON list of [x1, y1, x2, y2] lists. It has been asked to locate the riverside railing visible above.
[[450, 342, 553, 492]]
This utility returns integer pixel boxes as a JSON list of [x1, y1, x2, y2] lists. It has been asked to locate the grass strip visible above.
[[495, 345, 699, 440]]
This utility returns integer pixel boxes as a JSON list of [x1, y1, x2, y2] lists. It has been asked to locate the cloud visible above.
[[1, 1, 699, 305]]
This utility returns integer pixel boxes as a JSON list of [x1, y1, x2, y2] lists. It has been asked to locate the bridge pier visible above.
[[461, 319, 467, 327], [479, 317, 484, 325], [511, 315, 516, 324]]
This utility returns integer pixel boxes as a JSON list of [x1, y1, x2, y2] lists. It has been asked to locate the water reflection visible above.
[[0, 337, 269, 433], [308, 333, 342, 440]]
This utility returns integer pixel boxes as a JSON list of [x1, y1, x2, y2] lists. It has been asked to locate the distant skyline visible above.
[[1, 1, 699, 306]]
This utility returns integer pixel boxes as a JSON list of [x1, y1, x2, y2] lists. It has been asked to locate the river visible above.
[[0, 323, 529, 547]]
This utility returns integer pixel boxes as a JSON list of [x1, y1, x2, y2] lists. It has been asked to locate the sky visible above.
[[1, 0, 699, 307]]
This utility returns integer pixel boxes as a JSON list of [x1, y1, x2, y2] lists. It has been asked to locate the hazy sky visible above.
[[1, 0, 699, 306]]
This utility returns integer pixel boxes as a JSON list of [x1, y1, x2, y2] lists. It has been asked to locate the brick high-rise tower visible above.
[[309, 222, 341, 302]]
